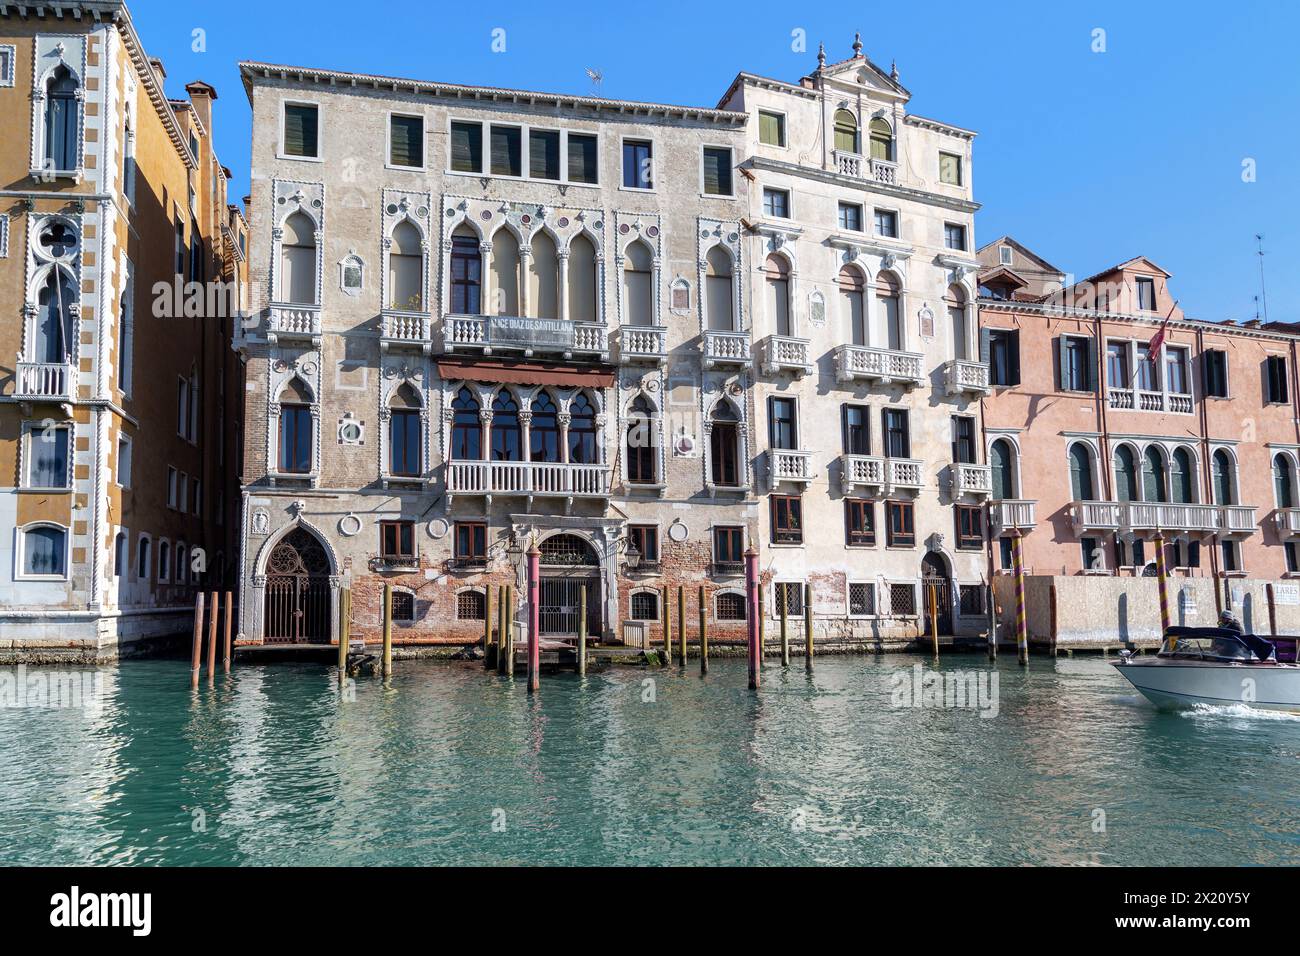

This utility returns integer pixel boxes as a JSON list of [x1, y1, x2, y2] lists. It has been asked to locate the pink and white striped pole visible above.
[[527, 541, 540, 694], [745, 544, 760, 690]]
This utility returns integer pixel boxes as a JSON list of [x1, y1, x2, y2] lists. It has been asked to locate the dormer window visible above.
[[1135, 276, 1156, 311], [999, 245, 1013, 266]]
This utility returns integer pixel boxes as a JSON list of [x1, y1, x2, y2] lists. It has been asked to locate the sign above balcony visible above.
[[489, 316, 576, 350]]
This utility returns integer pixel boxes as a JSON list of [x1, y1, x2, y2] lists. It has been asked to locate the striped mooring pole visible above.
[[1154, 532, 1172, 650], [1011, 530, 1028, 666]]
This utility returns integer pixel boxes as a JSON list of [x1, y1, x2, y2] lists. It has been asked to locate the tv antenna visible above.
[[1256, 234, 1270, 323], [585, 68, 603, 96]]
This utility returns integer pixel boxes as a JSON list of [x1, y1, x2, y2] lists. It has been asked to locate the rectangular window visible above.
[[758, 110, 785, 147], [882, 408, 910, 458], [873, 209, 898, 238], [774, 582, 804, 618], [27, 425, 69, 488], [702, 147, 733, 196], [939, 151, 962, 185], [627, 524, 659, 564], [489, 124, 522, 177], [1203, 349, 1229, 398], [622, 139, 653, 189], [1220, 540, 1240, 573], [838, 202, 862, 232], [769, 397, 798, 450], [381, 520, 416, 561], [1107, 341, 1130, 388], [998, 537, 1013, 570], [1137, 347, 1160, 390], [191, 478, 201, 517], [842, 404, 870, 455], [178, 473, 188, 513], [955, 505, 983, 550], [889, 582, 917, 616], [177, 377, 189, 438], [886, 500, 915, 548], [951, 415, 977, 464], [454, 521, 487, 562], [566, 133, 599, 184], [390, 409, 421, 477], [450, 234, 481, 314], [958, 585, 986, 616], [1287, 542, 1299, 574], [849, 582, 875, 617], [450, 120, 483, 173], [1266, 355, 1289, 404], [1166, 346, 1190, 394], [1136, 276, 1156, 311], [167, 466, 178, 509], [845, 499, 875, 547], [762, 187, 789, 218], [986, 329, 1020, 386], [389, 114, 424, 168], [713, 526, 744, 566], [282, 103, 319, 158], [279, 405, 313, 474], [999, 245, 1013, 266], [1060, 335, 1093, 392], [529, 128, 561, 180], [631, 591, 659, 622], [771, 495, 803, 544], [944, 222, 967, 251], [117, 436, 132, 488], [175, 218, 185, 278]]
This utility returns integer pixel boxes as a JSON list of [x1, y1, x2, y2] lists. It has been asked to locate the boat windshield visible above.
[[1161, 634, 1257, 662]]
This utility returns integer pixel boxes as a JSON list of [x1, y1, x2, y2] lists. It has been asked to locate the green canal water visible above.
[[0, 655, 1296, 866]]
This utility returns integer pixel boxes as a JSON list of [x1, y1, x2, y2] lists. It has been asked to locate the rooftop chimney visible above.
[[148, 56, 166, 87]]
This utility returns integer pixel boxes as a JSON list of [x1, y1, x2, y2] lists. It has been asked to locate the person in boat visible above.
[[1218, 610, 1244, 634]]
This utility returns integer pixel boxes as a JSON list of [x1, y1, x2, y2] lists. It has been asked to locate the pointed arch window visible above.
[[279, 211, 317, 304], [1275, 453, 1296, 509], [388, 220, 423, 311], [35, 268, 76, 363], [529, 391, 560, 463], [838, 265, 866, 346], [710, 400, 741, 488], [623, 241, 653, 327], [833, 109, 858, 153], [765, 254, 791, 336], [1114, 446, 1138, 503], [705, 246, 735, 332], [569, 233, 599, 323], [450, 228, 481, 314], [868, 118, 893, 162], [626, 394, 658, 484], [450, 386, 482, 460], [569, 392, 598, 464], [389, 382, 422, 477], [44, 66, 79, 172], [1069, 443, 1095, 501], [528, 231, 559, 319], [490, 390, 521, 461], [877, 272, 902, 351], [490, 229, 520, 315]]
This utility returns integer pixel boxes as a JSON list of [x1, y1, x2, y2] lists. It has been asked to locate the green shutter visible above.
[[390, 115, 423, 168], [566, 133, 598, 184], [759, 111, 783, 146], [1008, 329, 1021, 385], [489, 125, 521, 177], [1056, 336, 1069, 390], [283, 104, 317, 158], [1086, 337, 1098, 392], [529, 129, 560, 180], [450, 122, 482, 172], [703, 148, 731, 195]]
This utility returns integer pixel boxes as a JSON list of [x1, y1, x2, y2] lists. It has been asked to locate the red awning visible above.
[[436, 359, 615, 388]]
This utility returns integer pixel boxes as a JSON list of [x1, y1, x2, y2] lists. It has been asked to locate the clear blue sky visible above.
[[132, 0, 1299, 323]]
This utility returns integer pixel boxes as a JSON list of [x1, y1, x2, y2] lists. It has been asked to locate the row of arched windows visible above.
[[833, 110, 894, 161], [450, 386, 600, 464]]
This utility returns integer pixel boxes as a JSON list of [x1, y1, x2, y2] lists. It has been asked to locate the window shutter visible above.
[[567, 134, 598, 184], [979, 327, 991, 366], [450, 122, 482, 173], [1086, 337, 1098, 392], [1056, 336, 1068, 390], [284, 105, 317, 157], [1008, 329, 1021, 385]]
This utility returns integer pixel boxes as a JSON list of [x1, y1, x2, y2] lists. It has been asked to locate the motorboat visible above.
[[1112, 626, 1300, 713]]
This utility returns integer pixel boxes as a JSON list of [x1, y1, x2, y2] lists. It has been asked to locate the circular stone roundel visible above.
[[667, 521, 689, 543], [339, 514, 362, 537], [427, 518, 450, 540]]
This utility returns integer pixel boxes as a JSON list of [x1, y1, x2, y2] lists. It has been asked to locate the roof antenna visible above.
[[585, 68, 603, 96], [1255, 234, 1269, 323]]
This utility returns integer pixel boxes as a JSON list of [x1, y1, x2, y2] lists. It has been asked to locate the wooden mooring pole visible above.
[[779, 587, 790, 666], [662, 585, 672, 665], [484, 584, 494, 670], [223, 589, 233, 675], [698, 585, 709, 674], [928, 583, 939, 661], [338, 588, 350, 683], [578, 585, 588, 676], [527, 543, 540, 694], [1267, 582, 1278, 638], [206, 590, 219, 684], [745, 546, 760, 690], [1011, 530, 1028, 666], [381, 584, 393, 679], [1154, 532, 1172, 651], [677, 585, 686, 665], [504, 585, 516, 676], [189, 591, 204, 690], [803, 583, 814, 673], [497, 585, 508, 675]]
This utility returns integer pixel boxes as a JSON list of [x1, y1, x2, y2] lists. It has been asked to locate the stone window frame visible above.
[[14, 520, 70, 581], [0, 44, 15, 87], [18, 419, 73, 491], [628, 586, 660, 623], [29, 35, 87, 181], [378, 369, 430, 488]]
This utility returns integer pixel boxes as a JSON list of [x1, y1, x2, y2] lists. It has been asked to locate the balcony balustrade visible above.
[[834, 345, 924, 388], [702, 329, 752, 368], [759, 335, 812, 376], [943, 359, 991, 397], [13, 360, 77, 403], [443, 314, 609, 361], [617, 325, 668, 365]]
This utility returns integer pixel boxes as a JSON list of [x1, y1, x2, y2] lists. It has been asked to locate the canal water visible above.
[[0, 655, 1296, 866]]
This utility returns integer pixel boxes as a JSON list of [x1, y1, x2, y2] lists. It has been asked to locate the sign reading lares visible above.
[[489, 315, 575, 348], [1275, 582, 1300, 606]]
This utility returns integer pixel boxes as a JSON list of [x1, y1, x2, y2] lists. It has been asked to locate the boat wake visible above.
[[1179, 703, 1300, 723]]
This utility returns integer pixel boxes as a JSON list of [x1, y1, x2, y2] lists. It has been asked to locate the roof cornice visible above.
[[978, 297, 1300, 343], [746, 155, 980, 214]]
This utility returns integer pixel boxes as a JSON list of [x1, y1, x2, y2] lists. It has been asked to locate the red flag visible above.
[[1147, 300, 1178, 356]]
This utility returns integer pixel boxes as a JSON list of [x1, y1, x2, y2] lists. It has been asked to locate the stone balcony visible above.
[[834, 345, 925, 388], [1275, 508, 1300, 538], [759, 335, 813, 377], [445, 460, 610, 510], [442, 314, 609, 361], [617, 325, 668, 365], [839, 454, 924, 496], [379, 310, 433, 353], [952, 462, 992, 498], [1218, 505, 1258, 536], [267, 302, 322, 346], [13, 360, 78, 403], [1071, 500, 1257, 536], [990, 500, 1037, 536], [943, 359, 991, 397], [702, 329, 752, 368], [769, 449, 814, 488], [1107, 387, 1194, 415], [832, 149, 898, 185]]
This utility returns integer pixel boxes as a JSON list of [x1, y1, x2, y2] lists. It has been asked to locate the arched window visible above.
[[1275, 454, 1296, 508], [529, 391, 560, 463], [176, 543, 188, 585], [623, 240, 653, 327], [388, 221, 423, 311], [947, 284, 968, 361], [626, 394, 657, 484], [710, 399, 741, 487], [990, 438, 1015, 499], [44, 66, 79, 171], [278, 377, 314, 474], [1142, 447, 1168, 503], [569, 233, 598, 323], [569, 392, 598, 464], [528, 231, 558, 319], [1114, 445, 1137, 503], [877, 272, 902, 351], [490, 390, 521, 461], [389, 382, 422, 477], [449, 227, 481, 314], [450, 386, 482, 460], [838, 265, 866, 346], [279, 212, 317, 304], [137, 536, 151, 580], [1171, 448, 1195, 504], [833, 109, 858, 153], [1212, 449, 1236, 506], [114, 531, 127, 578], [22, 524, 67, 577], [704, 246, 735, 332], [35, 268, 76, 363], [490, 229, 520, 315], [158, 540, 171, 582], [868, 117, 893, 162], [764, 254, 791, 336], [1069, 443, 1095, 501]]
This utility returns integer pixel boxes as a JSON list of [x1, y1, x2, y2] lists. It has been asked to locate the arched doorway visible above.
[[538, 533, 602, 640], [921, 551, 953, 635], [263, 526, 332, 644]]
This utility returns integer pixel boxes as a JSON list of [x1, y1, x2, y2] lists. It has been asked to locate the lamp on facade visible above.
[[624, 540, 642, 571]]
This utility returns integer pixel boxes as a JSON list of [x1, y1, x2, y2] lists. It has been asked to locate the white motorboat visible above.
[[1112, 626, 1300, 713]]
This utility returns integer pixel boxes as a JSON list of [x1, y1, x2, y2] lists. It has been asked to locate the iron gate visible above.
[[921, 552, 952, 635], [539, 577, 601, 638], [263, 528, 332, 644]]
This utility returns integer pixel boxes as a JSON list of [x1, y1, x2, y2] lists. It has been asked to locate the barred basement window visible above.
[[457, 590, 486, 621], [958, 585, 986, 616], [889, 583, 916, 616], [774, 582, 804, 618], [716, 591, 746, 621], [391, 590, 416, 622], [630, 590, 659, 622], [849, 582, 874, 617]]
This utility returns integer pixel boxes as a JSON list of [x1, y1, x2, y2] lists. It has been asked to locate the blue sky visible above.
[[133, 0, 1299, 323]]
